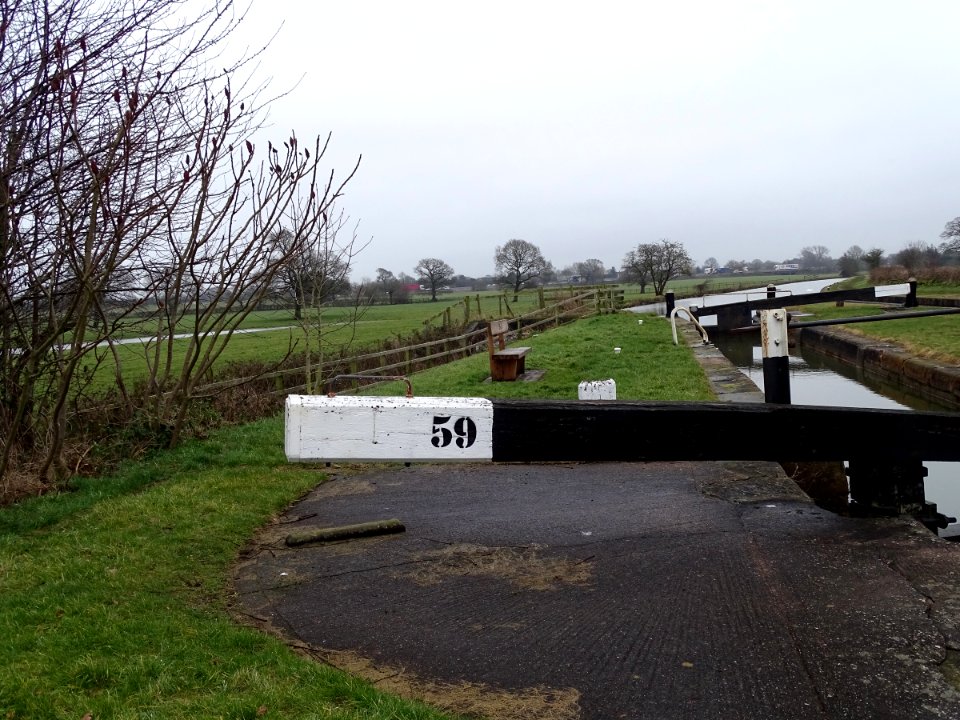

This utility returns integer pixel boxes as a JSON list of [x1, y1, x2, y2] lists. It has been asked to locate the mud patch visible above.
[[309, 476, 378, 498], [397, 543, 593, 591], [313, 648, 581, 720], [226, 602, 581, 719], [940, 649, 960, 692]]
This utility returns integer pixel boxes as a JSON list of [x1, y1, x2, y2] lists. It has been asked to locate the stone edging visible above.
[[675, 321, 764, 403], [795, 326, 960, 411]]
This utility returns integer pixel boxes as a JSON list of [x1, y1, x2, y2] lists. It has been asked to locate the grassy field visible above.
[[90, 274, 821, 391], [789, 277, 960, 363], [363, 312, 712, 401], [795, 303, 960, 363], [85, 290, 568, 391], [0, 312, 712, 720]]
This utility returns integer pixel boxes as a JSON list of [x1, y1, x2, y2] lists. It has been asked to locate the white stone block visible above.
[[285, 395, 494, 462], [578, 379, 617, 400]]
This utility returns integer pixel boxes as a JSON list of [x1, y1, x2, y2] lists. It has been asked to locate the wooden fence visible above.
[[191, 288, 614, 399]]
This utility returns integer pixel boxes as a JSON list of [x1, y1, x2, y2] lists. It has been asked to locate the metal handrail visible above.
[[671, 307, 710, 346]]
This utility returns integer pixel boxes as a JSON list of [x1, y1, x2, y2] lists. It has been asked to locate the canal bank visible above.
[[794, 326, 960, 411]]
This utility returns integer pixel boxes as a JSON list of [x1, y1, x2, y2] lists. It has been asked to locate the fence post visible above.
[[760, 308, 791, 404], [665, 290, 675, 317], [906, 277, 918, 308]]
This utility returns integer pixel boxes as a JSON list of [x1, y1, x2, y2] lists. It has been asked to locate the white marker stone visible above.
[[285, 395, 494, 462], [578, 379, 617, 400]]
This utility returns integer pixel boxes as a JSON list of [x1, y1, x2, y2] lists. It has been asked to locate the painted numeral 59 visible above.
[[431, 415, 477, 449]]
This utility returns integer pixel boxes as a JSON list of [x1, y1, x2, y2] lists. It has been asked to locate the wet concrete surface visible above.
[[233, 460, 960, 719]]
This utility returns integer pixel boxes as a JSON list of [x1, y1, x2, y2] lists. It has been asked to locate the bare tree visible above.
[[837, 245, 866, 277], [371, 268, 405, 304], [275, 209, 369, 394], [622, 240, 692, 296], [275, 210, 358, 321], [862, 248, 885, 270], [494, 239, 551, 301], [621, 245, 655, 293], [0, 0, 359, 487], [573, 258, 606, 285], [800, 245, 833, 271], [895, 241, 941, 272], [414, 258, 454, 301], [940, 217, 960, 254]]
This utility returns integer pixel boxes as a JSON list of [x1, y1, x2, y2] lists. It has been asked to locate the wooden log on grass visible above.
[[285, 518, 405, 547]]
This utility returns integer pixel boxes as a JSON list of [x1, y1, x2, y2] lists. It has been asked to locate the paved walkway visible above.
[[233, 460, 960, 719]]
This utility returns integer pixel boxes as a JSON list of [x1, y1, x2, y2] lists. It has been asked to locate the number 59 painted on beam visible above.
[[285, 395, 493, 462], [431, 415, 478, 449]]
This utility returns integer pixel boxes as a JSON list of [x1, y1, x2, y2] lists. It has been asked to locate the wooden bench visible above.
[[486, 319, 531, 381]]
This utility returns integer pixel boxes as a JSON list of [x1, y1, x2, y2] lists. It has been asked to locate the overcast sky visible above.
[[231, 0, 960, 281]]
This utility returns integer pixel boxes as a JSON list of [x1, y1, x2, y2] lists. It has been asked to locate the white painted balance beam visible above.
[[285, 395, 494, 463]]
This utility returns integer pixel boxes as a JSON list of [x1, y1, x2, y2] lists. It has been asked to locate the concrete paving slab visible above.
[[232, 460, 960, 720]]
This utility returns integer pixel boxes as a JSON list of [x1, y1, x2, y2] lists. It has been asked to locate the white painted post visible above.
[[285, 395, 494, 463], [760, 308, 791, 404], [578, 379, 617, 400]]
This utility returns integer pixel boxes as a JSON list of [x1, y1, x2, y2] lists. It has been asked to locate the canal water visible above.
[[713, 331, 959, 537], [632, 278, 960, 536]]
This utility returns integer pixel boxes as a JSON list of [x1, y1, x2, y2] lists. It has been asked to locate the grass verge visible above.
[[792, 301, 960, 364], [0, 417, 461, 719], [362, 312, 712, 401]]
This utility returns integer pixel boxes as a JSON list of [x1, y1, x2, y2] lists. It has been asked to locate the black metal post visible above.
[[766, 283, 776, 300], [906, 277, 918, 308], [665, 290, 675, 317]]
